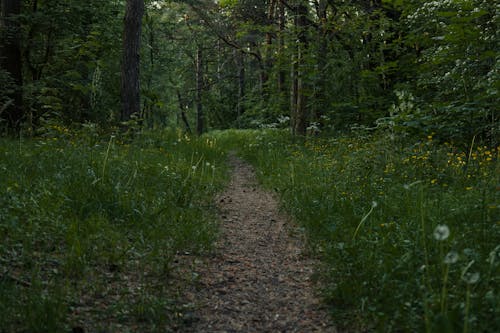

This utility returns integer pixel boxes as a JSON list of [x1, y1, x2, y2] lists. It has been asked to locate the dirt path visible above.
[[182, 155, 335, 332]]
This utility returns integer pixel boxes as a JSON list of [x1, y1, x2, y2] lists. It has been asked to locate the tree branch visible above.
[[186, 4, 263, 61]]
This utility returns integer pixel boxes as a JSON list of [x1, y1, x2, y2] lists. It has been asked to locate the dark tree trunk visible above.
[[1, 0, 23, 132], [261, 0, 276, 96], [291, 2, 308, 136], [196, 47, 204, 135], [120, 0, 144, 122], [141, 12, 155, 121], [294, 2, 309, 137], [176, 90, 191, 134], [277, 2, 286, 97], [290, 50, 298, 135]]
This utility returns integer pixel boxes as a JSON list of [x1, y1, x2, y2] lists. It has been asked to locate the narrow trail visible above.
[[183, 155, 335, 332]]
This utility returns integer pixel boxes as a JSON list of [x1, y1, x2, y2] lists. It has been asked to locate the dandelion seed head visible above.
[[434, 224, 450, 241], [462, 272, 480, 284], [444, 251, 459, 264]]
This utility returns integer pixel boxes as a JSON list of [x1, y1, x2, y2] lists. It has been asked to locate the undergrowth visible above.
[[0, 128, 227, 332], [212, 129, 499, 333]]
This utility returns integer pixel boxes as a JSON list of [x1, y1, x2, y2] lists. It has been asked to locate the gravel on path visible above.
[[182, 155, 336, 333]]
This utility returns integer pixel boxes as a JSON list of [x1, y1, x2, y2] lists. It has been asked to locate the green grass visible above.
[[2, 127, 498, 332], [0, 128, 227, 332], [212, 129, 499, 333]]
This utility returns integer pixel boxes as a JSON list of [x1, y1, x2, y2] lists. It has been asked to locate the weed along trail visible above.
[[183, 154, 334, 332]]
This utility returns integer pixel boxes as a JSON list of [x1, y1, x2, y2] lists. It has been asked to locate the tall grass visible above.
[[0, 128, 227, 332], [213, 129, 499, 332]]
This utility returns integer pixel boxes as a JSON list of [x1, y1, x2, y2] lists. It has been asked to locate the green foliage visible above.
[[0, 0, 496, 144], [16, 0, 124, 126], [0, 69, 16, 133], [0, 128, 227, 331], [213, 129, 499, 332], [396, 0, 499, 143]]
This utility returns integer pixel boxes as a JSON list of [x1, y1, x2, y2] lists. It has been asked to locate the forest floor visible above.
[[180, 154, 336, 332]]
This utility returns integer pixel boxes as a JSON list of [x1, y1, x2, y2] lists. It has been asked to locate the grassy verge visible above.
[[212, 129, 499, 333], [0, 128, 227, 332]]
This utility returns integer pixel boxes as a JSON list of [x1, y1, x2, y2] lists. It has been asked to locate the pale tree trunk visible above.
[[0, 0, 23, 132], [121, 0, 144, 122], [236, 50, 245, 123], [196, 47, 204, 135]]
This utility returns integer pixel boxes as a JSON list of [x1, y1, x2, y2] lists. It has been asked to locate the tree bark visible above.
[[277, 1, 286, 100], [196, 47, 204, 135], [313, 0, 328, 128], [291, 2, 308, 137], [236, 50, 245, 121], [120, 0, 144, 122], [0, 0, 23, 132], [261, 0, 277, 96], [290, 50, 298, 136], [176, 90, 192, 134]]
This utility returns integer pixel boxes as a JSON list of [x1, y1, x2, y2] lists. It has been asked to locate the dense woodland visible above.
[[0, 0, 499, 332], [1, 0, 497, 142]]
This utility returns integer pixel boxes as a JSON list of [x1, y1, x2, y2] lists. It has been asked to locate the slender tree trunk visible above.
[[120, 0, 144, 122], [261, 0, 276, 97], [290, 3, 299, 135], [277, 2, 287, 113], [1, 0, 23, 132], [294, 2, 309, 137], [236, 50, 245, 123], [314, 0, 328, 129], [176, 90, 192, 134], [141, 12, 155, 125], [290, 51, 298, 136], [196, 47, 204, 135]]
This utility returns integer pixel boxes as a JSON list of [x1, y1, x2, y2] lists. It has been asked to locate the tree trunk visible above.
[[0, 0, 23, 132], [314, 0, 328, 129], [176, 90, 192, 134], [277, 1, 286, 104], [294, 2, 309, 137], [290, 50, 298, 136], [261, 0, 276, 97], [120, 0, 144, 122], [236, 50, 245, 124], [196, 47, 204, 135], [141, 12, 155, 122]]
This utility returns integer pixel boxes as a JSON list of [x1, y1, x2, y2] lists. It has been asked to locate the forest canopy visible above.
[[0, 0, 498, 143]]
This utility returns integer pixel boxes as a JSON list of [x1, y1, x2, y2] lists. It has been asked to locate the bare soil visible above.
[[182, 155, 336, 332]]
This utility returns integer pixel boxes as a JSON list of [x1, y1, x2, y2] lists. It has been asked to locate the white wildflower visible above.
[[434, 224, 450, 241]]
